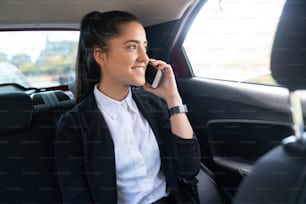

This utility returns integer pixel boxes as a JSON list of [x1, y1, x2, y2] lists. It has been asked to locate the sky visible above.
[[0, 31, 79, 62], [185, 0, 286, 50]]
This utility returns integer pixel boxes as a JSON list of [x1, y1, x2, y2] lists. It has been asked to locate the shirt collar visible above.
[[94, 85, 138, 118], [124, 88, 138, 113]]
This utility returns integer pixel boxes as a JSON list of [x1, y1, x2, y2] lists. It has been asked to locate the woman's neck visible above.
[[97, 82, 129, 101]]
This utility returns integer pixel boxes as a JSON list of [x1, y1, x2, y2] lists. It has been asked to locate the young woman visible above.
[[55, 11, 200, 204]]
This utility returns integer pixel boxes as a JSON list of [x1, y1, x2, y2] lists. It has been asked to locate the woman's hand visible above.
[[143, 59, 182, 108], [144, 59, 193, 139]]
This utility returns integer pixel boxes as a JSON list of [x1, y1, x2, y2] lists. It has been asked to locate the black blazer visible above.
[[55, 88, 200, 204]]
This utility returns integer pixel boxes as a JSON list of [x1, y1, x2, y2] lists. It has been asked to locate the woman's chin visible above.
[[132, 80, 146, 87]]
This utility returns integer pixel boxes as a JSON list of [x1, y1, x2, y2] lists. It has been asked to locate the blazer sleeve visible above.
[[173, 135, 201, 179], [55, 112, 94, 203], [159, 98, 201, 180]]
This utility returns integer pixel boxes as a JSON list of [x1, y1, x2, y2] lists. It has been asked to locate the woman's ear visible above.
[[93, 48, 107, 66]]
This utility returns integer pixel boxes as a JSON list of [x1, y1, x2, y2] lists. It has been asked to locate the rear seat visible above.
[[0, 90, 74, 204]]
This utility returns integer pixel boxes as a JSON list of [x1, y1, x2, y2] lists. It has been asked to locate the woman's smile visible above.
[[132, 66, 145, 74]]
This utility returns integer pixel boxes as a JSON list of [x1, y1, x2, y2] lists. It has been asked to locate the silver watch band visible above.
[[168, 104, 188, 116]]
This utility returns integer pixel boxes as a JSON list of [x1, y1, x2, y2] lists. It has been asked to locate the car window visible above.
[[183, 0, 286, 85], [0, 31, 79, 88]]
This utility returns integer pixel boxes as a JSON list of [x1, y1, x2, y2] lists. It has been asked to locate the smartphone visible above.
[[145, 64, 163, 88]]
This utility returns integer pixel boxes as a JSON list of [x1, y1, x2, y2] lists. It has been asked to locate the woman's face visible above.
[[98, 21, 149, 89]]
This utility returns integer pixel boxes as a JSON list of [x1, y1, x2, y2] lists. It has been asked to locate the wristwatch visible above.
[[168, 104, 188, 116]]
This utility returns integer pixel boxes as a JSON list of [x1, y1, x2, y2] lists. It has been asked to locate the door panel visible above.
[[207, 119, 293, 168], [177, 77, 303, 195]]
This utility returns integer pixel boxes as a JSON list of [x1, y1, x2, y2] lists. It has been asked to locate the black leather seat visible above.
[[197, 164, 229, 204], [233, 0, 306, 203], [0, 92, 66, 203], [0, 92, 33, 134]]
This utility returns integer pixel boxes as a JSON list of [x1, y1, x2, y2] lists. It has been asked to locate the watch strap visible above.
[[168, 104, 188, 116]]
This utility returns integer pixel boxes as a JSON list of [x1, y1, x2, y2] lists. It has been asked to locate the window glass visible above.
[[183, 0, 286, 85], [0, 31, 79, 88]]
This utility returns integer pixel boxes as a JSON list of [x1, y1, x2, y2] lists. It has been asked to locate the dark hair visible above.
[[75, 11, 139, 104]]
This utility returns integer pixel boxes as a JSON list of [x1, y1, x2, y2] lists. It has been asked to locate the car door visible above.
[[146, 0, 303, 201]]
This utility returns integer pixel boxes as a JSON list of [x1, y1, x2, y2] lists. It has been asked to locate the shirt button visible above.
[[147, 195, 154, 202], [111, 113, 116, 120]]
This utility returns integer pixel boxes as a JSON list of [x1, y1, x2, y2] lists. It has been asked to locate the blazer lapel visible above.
[[132, 90, 169, 159], [80, 93, 117, 203]]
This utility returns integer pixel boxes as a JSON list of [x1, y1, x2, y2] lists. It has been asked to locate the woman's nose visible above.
[[138, 47, 149, 63]]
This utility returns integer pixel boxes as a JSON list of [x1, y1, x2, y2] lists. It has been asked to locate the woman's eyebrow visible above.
[[123, 39, 148, 45]]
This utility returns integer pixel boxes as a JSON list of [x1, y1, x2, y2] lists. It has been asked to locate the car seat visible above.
[[0, 92, 63, 203]]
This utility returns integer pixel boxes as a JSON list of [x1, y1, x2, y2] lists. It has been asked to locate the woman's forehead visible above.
[[116, 21, 146, 38]]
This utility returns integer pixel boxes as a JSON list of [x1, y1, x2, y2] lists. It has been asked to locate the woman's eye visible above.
[[127, 45, 137, 49]]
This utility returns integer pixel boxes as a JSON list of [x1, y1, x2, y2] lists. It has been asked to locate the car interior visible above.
[[0, 0, 305, 203], [233, 0, 306, 203]]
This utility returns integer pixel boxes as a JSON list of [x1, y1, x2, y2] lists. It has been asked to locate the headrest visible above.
[[32, 90, 71, 108], [0, 92, 33, 134], [271, 0, 306, 91]]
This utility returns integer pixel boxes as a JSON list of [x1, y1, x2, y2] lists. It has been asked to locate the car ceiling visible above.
[[0, 0, 195, 29]]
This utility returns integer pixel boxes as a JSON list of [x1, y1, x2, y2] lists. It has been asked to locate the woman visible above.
[[55, 10, 200, 204]]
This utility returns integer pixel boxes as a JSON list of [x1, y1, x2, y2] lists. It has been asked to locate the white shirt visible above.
[[94, 85, 167, 204]]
